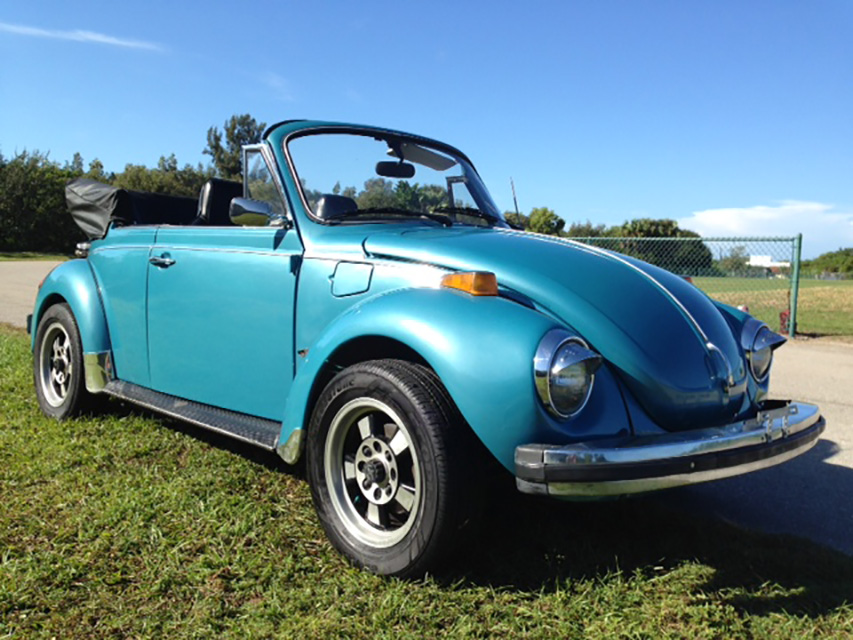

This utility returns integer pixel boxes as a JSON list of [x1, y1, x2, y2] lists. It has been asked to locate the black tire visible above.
[[306, 359, 480, 577], [33, 303, 92, 419]]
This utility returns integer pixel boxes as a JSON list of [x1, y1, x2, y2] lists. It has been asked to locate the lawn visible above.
[[1, 324, 852, 638], [693, 277, 853, 337]]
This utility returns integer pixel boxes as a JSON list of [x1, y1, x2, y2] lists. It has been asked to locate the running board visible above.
[[103, 380, 281, 450]]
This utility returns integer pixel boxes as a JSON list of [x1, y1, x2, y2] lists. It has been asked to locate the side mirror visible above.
[[229, 197, 273, 226]]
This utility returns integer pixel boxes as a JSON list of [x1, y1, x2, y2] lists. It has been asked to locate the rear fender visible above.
[[31, 260, 111, 389]]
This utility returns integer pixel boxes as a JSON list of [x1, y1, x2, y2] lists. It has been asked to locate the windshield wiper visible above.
[[347, 207, 453, 227], [430, 206, 502, 226]]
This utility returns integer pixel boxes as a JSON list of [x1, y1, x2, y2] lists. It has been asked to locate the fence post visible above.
[[789, 233, 802, 337]]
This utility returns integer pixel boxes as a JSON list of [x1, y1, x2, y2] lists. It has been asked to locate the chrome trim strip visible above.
[[83, 351, 112, 392], [91, 245, 156, 253], [143, 245, 294, 258]]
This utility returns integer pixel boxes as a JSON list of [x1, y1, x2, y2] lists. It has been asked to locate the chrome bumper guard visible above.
[[515, 401, 825, 497]]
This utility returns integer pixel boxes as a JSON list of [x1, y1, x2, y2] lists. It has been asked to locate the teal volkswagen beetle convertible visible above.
[[30, 120, 824, 576]]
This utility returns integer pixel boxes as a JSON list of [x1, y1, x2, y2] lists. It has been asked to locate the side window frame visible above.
[[242, 144, 292, 224]]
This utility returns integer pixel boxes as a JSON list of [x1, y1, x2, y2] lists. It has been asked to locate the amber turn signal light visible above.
[[440, 271, 499, 296]]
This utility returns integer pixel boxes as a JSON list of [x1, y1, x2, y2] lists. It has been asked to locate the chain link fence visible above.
[[572, 236, 803, 336]]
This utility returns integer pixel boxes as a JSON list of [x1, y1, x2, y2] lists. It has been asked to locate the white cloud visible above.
[[678, 201, 853, 259], [260, 72, 294, 102], [0, 21, 162, 51]]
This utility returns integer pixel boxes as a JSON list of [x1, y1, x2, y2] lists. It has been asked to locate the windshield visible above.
[[287, 130, 505, 227]]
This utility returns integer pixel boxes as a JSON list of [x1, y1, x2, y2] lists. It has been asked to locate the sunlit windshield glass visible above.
[[287, 131, 504, 227]]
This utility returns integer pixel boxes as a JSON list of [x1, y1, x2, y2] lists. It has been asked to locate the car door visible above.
[[146, 150, 302, 421]]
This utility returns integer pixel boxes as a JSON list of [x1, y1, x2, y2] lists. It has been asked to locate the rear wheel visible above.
[[307, 359, 479, 577], [33, 303, 92, 419]]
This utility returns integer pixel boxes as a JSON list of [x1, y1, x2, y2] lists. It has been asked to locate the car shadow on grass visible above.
[[440, 437, 853, 618], [113, 400, 852, 619]]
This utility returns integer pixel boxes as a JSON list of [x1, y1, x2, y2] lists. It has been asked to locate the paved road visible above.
[[0, 261, 63, 328], [2, 259, 851, 554], [660, 338, 853, 555]]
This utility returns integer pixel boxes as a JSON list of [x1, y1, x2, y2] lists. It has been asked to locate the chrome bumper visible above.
[[515, 401, 825, 497]]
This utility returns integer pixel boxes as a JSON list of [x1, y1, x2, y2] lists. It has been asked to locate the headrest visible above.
[[197, 178, 243, 226], [315, 194, 357, 221]]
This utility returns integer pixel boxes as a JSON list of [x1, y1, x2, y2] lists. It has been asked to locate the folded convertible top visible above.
[[66, 178, 198, 239]]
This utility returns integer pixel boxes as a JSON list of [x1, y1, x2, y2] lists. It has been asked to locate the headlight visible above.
[[535, 329, 602, 419], [743, 322, 786, 382]]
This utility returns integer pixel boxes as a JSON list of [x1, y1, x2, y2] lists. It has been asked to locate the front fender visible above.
[[279, 287, 631, 470], [31, 259, 110, 355]]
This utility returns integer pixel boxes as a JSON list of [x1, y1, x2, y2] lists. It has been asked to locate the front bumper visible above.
[[515, 401, 824, 497]]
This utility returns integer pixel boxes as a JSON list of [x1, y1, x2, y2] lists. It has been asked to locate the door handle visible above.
[[149, 255, 175, 268]]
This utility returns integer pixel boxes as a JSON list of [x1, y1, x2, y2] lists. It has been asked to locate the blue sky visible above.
[[1, 1, 850, 258]]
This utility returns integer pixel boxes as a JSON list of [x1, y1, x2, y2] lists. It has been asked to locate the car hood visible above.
[[363, 227, 748, 432]]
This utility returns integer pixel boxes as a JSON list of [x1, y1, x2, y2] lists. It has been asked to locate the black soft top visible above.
[[66, 178, 198, 239]]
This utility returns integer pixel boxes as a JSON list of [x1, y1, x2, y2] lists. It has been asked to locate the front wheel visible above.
[[307, 359, 478, 577], [33, 303, 92, 419]]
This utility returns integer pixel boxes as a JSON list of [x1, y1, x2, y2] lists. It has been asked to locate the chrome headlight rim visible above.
[[741, 318, 786, 383], [534, 329, 602, 420], [748, 327, 774, 382]]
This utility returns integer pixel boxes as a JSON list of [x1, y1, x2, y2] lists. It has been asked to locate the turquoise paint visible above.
[[283, 286, 631, 471], [87, 227, 157, 385], [360, 227, 747, 431], [712, 300, 771, 415], [147, 226, 302, 420], [31, 259, 110, 355]]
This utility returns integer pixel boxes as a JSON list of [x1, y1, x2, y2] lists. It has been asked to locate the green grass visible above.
[[694, 277, 853, 337], [0, 252, 70, 262], [1, 325, 852, 638]]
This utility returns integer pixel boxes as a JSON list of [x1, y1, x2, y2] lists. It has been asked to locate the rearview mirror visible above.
[[229, 197, 273, 226], [376, 161, 415, 179]]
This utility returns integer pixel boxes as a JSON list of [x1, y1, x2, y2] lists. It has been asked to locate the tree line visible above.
[[505, 208, 719, 274], [801, 248, 853, 276], [0, 115, 265, 253]]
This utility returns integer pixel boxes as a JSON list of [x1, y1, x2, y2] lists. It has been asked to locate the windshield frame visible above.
[[281, 125, 506, 228]]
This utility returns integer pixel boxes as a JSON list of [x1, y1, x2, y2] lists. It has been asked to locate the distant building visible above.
[[748, 255, 791, 268], [748, 255, 791, 277]]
